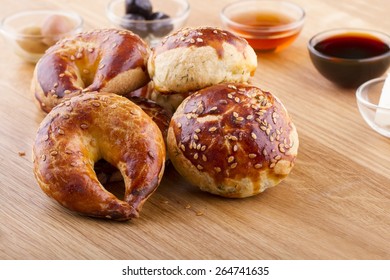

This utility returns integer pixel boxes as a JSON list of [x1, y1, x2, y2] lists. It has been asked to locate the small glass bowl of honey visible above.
[[220, 0, 305, 52]]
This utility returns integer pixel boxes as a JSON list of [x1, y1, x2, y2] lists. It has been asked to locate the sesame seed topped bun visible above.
[[148, 27, 257, 94], [167, 83, 298, 198]]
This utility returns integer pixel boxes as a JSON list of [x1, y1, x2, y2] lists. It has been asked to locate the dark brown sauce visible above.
[[309, 32, 390, 88], [314, 33, 389, 59], [228, 11, 300, 52]]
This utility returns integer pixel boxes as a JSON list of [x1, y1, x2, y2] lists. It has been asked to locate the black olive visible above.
[[148, 12, 174, 37], [120, 13, 149, 38], [125, 0, 153, 18]]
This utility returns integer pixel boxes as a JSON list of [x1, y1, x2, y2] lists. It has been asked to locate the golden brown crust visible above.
[[32, 92, 166, 220], [32, 29, 150, 113], [148, 27, 257, 94], [167, 83, 298, 198]]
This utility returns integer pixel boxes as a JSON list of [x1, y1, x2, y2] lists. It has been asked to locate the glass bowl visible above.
[[356, 76, 390, 137], [308, 28, 390, 88], [0, 10, 83, 63], [106, 0, 190, 47], [220, 0, 305, 52]]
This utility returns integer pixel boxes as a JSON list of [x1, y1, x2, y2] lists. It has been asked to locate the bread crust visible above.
[[148, 27, 257, 94], [167, 83, 298, 198], [31, 29, 150, 113], [32, 92, 166, 220]]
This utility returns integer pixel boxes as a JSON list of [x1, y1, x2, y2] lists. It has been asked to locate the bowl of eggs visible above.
[[0, 10, 83, 63], [106, 0, 190, 46]]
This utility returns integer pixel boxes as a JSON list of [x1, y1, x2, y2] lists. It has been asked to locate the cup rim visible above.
[[220, 0, 305, 33], [308, 28, 390, 63], [0, 9, 83, 39], [356, 77, 390, 110], [106, 0, 190, 25]]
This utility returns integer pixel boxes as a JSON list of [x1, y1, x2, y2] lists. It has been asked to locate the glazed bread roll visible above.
[[148, 27, 257, 94], [33, 92, 166, 220], [31, 29, 150, 113], [167, 83, 298, 198]]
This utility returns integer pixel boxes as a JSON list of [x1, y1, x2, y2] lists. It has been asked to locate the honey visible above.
[[228, 11, 302, 52]]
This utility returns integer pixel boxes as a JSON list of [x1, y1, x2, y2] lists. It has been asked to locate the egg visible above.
[[41, 15, 74, 46]]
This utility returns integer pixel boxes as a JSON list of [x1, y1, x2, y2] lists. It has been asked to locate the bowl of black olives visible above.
[[107, 0, 190, 46]]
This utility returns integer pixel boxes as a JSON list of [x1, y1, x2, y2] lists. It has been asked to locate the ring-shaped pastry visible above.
[[31, 29, 150, 113], [33, 92, 166, 220]]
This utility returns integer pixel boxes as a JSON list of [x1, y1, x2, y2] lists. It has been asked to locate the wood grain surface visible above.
[[1, 0, 390, 259]]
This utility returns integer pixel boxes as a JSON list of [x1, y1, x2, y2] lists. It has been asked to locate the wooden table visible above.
[[1, 0, 389, 260]]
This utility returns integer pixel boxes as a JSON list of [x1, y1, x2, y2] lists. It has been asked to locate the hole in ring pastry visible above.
[[31, 28, 151, 113], [32, 92, 166, 220]]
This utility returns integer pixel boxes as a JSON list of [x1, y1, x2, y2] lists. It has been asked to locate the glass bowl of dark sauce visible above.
[[308, 28, 390, 88]]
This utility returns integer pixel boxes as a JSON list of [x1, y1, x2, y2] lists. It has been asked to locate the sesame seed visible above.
[[270, 162, 276, 168], [98, 64, 105, 70], [196, 38, 203, 43], [64, 90, 71, 94], [193, 134, 199, 140], [88, 47, 94, 53], [210, 106, 218, 111], [263, 149, 268, 156], [53, 83, 58, 88], [180, 144, 186, 151], [228, 84, 237, 90], [43, 134, 49, 141], [233, 145, 238, 152], [214, 167, 221, 173], [227, 156, 235, 163], [230, 136, 238, 141], [230, 163, 237, 169], [209, 127, 217, 132], [80, 123, 89, 129], [254, 163, 262, 169], [236, 117, 244, 122], [177, 122, 182, 128], [197, 164, 203, 170], [62, 114, 70, 119], [195, 128, 201, 133], [246, 115, 254, 120], [196, 211, 203, 216], [233, 112, 239, 118], [92, 102, 100, 107], [234, 97, 240, 103], [59, 73, 65, 78], [260, 125, 267, 131], [58, 129, 65, 135], [251, 132, 257, 140], [185, 204, 191, 209], [275, 155, 282, 160], [190, 38, 195, 43], [201, 145, 207, 151], [193, 153, 199, 160], [248, 153, 257, 159], [70, 55, 75, 60], [197, 144, 201, 150], [41, 155, 46, 161], [213, 30, 218, 34], [202, 155, 207, 162], [76, 52, 83, 59], [50, 151, 58, 156]]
